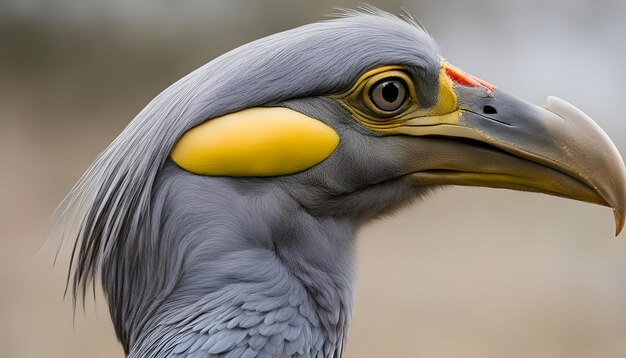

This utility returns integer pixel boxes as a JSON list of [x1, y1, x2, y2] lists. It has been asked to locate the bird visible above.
[[57, 7, 626, 358]]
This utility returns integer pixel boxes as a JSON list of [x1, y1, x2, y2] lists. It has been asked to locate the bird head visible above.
[[61, 7, 626, 355]]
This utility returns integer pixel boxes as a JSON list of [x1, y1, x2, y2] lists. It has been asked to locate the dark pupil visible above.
[[381, 82, 399, 102]]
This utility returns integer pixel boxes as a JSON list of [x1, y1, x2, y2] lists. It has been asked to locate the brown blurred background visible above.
[[2, 0, 626, 357]]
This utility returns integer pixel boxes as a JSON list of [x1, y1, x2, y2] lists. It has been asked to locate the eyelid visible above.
[[331, 65, 422, 127]]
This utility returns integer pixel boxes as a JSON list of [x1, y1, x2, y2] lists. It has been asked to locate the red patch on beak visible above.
[[443, 62, 496, 92]]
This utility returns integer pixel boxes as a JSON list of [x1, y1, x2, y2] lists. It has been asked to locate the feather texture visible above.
[[56, 7, 440, 357]]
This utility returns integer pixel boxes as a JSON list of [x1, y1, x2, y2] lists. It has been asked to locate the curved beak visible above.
[[403, 64, 626, 235]]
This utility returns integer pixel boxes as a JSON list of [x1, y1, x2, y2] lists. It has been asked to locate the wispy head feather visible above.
[[55, 6, 439, 348]]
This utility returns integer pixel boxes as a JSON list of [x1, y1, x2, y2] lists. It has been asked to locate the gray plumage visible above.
[[59, 7, 441, 357]]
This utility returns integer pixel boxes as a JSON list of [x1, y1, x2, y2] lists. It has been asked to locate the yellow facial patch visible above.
[[333, 65, 461, 134], [171, 107, 339, 176]]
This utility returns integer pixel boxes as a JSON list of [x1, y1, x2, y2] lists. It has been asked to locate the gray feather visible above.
[[57, 6, 440, 357]]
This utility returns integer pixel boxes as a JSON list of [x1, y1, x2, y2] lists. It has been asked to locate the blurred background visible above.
[[1, 0, 626, 357]]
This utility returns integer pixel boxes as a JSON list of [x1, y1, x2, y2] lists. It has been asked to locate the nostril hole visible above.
[[482, 105, 497, 114]]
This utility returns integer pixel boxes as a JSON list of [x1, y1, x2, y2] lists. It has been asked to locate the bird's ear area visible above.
[[331, 64, 461, 131], [170, 107, 339, 176]]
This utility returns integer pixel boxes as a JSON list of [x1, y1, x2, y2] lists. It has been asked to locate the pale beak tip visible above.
[[545, 96, 626, 237], [615, 208, 625, 237]]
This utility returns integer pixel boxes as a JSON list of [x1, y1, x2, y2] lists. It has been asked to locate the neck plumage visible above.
[[119, 163, 355, 357]]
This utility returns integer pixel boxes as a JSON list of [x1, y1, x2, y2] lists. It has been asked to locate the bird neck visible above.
[[126, 167, 356, 357]]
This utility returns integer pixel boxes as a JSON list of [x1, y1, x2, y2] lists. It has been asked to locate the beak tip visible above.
[[546, 96, 626, 237], [614, 208, 625, 237]]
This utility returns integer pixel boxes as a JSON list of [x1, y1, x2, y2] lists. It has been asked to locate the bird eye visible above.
[[369, 78, 408, 113]]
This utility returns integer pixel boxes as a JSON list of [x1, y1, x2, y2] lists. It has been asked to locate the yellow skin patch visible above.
[[333, 65, 461, 135], [171, 107, 339, 176]]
